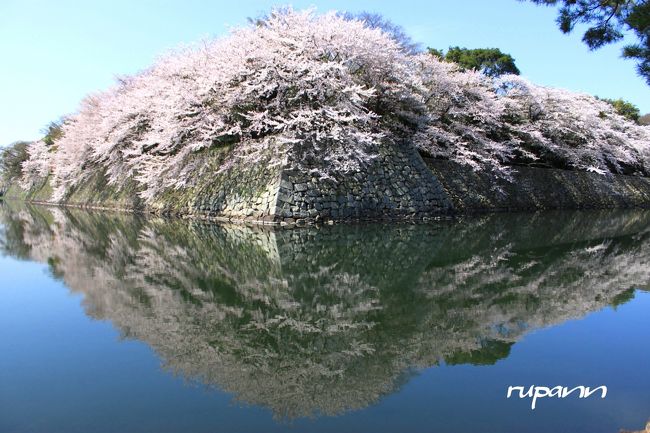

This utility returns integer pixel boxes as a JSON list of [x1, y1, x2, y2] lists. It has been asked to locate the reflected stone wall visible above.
[[1, 201, 649, 418]]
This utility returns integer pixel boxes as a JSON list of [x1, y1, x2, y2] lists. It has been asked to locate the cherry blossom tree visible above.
[[20, 140, 51, 189], [15, 8, 650, 202], [498, 75, 650, 175]]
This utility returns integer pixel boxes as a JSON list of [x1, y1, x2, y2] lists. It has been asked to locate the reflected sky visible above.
[[1, 201, 649, 433]]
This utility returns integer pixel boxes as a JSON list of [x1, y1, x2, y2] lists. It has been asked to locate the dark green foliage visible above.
[[428, 47, 521, 77], [523, 0, 650, 85], [0, 141, 29, 182], [41, 119, 64, 147], [427, 48, 445, 59], [599, 97, 641, 122]]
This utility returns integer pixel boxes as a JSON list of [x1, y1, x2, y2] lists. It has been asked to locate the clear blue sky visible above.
[[1, 0, 648, 145]]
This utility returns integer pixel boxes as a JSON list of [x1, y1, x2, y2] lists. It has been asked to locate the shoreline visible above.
[[4, 159, 650, 226]]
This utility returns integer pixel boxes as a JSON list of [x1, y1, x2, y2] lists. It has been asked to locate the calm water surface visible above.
[[1, 201, 649, 433]]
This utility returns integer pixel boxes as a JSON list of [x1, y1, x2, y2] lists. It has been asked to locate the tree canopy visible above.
[[6, 8, 650, 202], [523, 0, 650, 85], [431, 47, 521, 77]]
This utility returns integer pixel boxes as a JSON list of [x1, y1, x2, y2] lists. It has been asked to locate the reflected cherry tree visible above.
[[1, 202, 649, 419]]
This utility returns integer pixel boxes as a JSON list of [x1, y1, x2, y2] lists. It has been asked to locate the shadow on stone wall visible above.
[[1, 201, 649, 419], [428, 159, 650, 212]]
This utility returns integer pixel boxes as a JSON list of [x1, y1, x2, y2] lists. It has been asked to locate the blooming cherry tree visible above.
[[17, 8, 650, 202], [20, 140, 52, 189]]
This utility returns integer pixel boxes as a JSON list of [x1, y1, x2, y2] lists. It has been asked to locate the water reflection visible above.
[[1, 202, 649, 419]]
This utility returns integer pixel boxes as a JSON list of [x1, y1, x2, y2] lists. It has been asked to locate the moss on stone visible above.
[[65, 168, 143, 210]]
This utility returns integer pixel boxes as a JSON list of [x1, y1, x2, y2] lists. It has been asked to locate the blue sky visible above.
[[1, 0, 648, 145]]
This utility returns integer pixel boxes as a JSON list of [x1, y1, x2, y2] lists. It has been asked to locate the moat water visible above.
[[1, 201, 649, 433]]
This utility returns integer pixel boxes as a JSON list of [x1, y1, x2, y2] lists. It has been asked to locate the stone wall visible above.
[[168, 146, 650, 222], [427, 159, 650, 213], [140, 139, 453, 224], [273, 141, 452, 224], [125, 139, 454, 224], [5, 140, 650, 224], [156, 144, 287, 224]]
